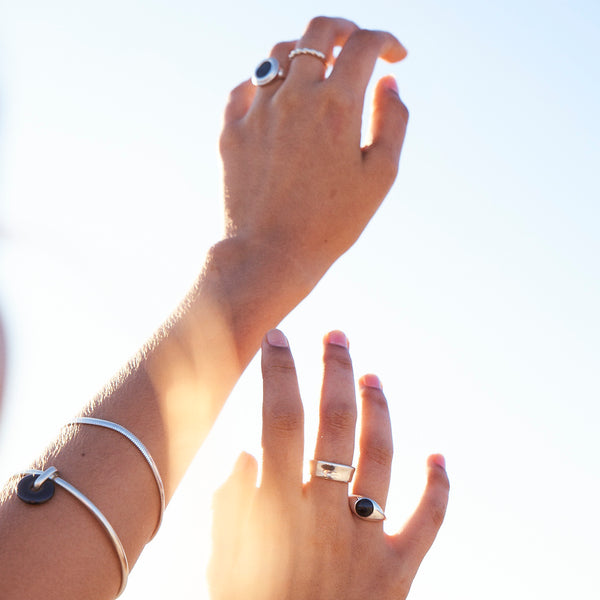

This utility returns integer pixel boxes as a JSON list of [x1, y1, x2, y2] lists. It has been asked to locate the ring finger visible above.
[[286, 16, 358, 84], [351, 375, 393, 510]]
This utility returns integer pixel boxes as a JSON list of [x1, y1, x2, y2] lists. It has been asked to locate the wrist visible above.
[[203, 236, 321, 362]]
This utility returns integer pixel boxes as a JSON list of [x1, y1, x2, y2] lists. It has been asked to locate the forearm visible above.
[[0, 15, 410, 597], [0, 236, 314, 600], [136, 236, 318, 492]]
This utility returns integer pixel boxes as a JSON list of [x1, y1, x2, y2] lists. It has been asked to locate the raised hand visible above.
[[219, 17, 409, 292], [209, 330, 449, 600]]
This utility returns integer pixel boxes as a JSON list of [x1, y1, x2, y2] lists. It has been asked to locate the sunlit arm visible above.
[[0, 16, 409, 600]]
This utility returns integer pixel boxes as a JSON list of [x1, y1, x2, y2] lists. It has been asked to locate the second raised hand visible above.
[[209, 329, 449, 600], [220, 17, 410, 294]]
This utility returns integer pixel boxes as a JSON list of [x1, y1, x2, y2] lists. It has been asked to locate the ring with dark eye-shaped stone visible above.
[[348, 495, 386, 521]]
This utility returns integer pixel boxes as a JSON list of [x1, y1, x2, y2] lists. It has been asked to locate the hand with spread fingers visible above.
[[219, 16, 409, 299], [209, 330, 449, 600]]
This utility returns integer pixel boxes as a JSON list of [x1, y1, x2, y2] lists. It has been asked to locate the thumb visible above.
[[209, 452, 258, 593], [363, 75, 409, 193]]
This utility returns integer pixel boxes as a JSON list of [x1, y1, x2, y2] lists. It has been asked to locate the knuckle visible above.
[[272, 86, 305, 113], [262, 358, 297, 381], [323, 84, 358, 114], [324, 348, 354, 372], [426, 474, 449, 528], [271, 41, 291, 57], [331, 93, 357, 118], [428, 500, 448, 529], [430, 465, 450, 491], [307, 16, 331, 35], [398, 98, 410, 123], [264, 401, 303, 433], [361, 439, 394, 467], [321, 402, 356, 433], [348, 28, 380, 49]]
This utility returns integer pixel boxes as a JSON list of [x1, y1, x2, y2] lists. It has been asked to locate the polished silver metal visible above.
[[17, 468, 129, 597], [288, 47, 328, 64], [349, 494, 386, 521], [310, 459, 355, 483], [68, 417, 165, 540], [32, 466, 58, 490], [252, 57, 285, 86]]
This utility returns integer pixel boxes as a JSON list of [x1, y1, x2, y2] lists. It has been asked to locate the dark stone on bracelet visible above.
[[355, 498, 374, 517], [17, 474, 56, 504]]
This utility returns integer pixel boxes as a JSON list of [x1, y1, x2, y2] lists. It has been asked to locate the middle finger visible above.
[[312, 330, 357, 495]]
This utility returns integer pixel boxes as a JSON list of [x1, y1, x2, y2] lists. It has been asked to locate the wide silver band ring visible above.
[[310, 459, 355, 483], [252, 57, 285, 86], [288, 47, 328, 65], [349, 495, 386, 521]]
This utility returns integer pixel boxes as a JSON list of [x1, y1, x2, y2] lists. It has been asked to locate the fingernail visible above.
[[325, 330, 349, 349], [428, 454, 446, 470], [266, 329, 289, 348], [234, 451, 253, 472], [359, 374, 383, 391], [383, 74, 399, 95]]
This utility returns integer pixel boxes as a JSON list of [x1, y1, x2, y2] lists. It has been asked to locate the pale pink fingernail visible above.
[[359, 374, 383, 391], [383, 74, 399, 95], [325, 330, 349, 349], [428, 454, 446, 470], [266, 329, 289, 348]]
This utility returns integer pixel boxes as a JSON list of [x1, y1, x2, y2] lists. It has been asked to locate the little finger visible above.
[[351, 374, 393, 509]]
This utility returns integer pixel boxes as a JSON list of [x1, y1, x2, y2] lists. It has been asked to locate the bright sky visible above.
[[0, 1, 599, 599]]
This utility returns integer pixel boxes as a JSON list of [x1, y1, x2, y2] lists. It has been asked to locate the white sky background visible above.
[[0, 1, 599, 598]]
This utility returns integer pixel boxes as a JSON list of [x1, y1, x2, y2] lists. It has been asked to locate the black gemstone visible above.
[[256, 60, 272, 78], [17, 474, 56, 505], [355, 498, 374, 517]]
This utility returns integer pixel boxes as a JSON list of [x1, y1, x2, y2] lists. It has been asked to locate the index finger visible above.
[[260, 330, 305, 494], [328, 29, 407, 98]]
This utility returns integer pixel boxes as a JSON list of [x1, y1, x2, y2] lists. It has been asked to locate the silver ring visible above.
[[252, 57, 285, 86], [288, 47, 328, 65], [310, 459, 355, 483], [349, 495, 386, 521]]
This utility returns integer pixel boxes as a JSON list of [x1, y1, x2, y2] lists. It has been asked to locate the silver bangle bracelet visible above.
[[68, 417, 165, 540], [16, 466, 129, 597]]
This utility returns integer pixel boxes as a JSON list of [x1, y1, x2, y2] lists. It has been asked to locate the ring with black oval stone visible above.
[[251, 57, 285, 86], [349, 495, 386, 521]]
